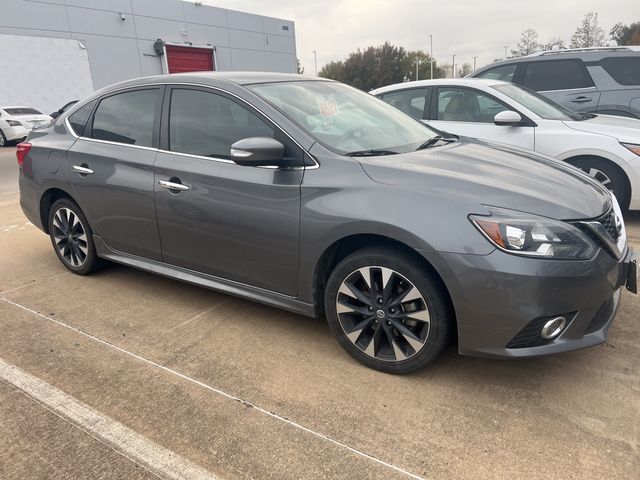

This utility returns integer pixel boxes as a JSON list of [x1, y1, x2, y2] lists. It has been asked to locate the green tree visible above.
[[610, 21, 640, 45], [401, 50, 446, 81], [571, 12, 605, 48], [459, 63, 472, 77], [512, 29, 541, 56]]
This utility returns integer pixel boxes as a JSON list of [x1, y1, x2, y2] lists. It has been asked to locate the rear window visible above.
[[4, 107, 43, 115], [521, 59, 594, 91], [475, 64, 518, 82], [601, 57, 640, 86]]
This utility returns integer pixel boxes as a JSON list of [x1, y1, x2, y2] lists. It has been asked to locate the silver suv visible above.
[[471, 47, 640, 119]]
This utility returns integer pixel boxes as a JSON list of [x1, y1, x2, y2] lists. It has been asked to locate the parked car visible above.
[[50, 100, 79, 119], [17, 73, 637, 373], [371, 78, 640, 210], [469, 46, 640, 119], [0, 106, 52, 147]]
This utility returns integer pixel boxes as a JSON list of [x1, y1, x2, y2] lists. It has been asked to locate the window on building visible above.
[[521, 60, 594, 91], [169, 89, 274, 159], [91, 89, 158, 147]]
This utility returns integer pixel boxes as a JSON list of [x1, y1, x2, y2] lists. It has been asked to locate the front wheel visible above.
[[324, 247, 453, 374], [0, 130, 7, 147], [48, 198, 102, 275]]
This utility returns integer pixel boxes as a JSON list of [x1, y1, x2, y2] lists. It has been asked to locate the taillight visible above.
[[16, 142, 31, 167]]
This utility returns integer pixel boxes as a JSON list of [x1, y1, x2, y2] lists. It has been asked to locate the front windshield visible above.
[[492, 83, 581, 121], [248, 81, 437, 154]]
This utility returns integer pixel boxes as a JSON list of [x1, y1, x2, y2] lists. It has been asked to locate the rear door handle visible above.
[[159, 180, 190, 192], [72, 165, 94, 175], [571, 96, 592, 103]]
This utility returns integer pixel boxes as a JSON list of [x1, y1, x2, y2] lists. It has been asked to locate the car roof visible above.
[[0, 106, 40, 109], [370, 78, 507, 95]]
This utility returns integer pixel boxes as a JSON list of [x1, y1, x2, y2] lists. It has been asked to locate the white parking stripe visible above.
[[0, 357, 221, 480], [0, 296, 425, 480], [1, 271, 70, 294]]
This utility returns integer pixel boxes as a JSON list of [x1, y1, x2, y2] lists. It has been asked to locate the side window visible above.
[[476, 64, 518, 82], [601, 57, 640, 86], [380, 88, 429, 120], [437, 88, 507, 123], [169, 88, 274, 159], [91, 89, 158, 147], [67, 100, 96, 137], [521, 60, 594, 91]]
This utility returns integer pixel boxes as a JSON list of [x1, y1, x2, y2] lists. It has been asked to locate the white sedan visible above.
[[0, 106, 52, 147], [371, 79, 640, 210]]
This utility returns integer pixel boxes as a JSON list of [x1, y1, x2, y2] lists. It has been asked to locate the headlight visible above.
[[7, 120, 21, 127], [469, 207, 597, 259], [622, 143, 640, 156]]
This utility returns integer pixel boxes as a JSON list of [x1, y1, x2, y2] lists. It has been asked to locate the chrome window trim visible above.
[[65, 81, 320, 169]]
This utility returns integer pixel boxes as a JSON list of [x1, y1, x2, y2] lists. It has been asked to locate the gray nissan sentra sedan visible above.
[[18, 72, 637, 374]]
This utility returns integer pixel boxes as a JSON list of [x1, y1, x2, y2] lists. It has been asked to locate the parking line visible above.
[[166, 300, 231, 332], [1, 271, 70, 294], [0, 357, 221, 480], [0, 296, 425, 480]]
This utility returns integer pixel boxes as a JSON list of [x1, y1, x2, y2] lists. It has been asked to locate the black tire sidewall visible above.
[[324, 247, 452, 374], [0, 130, 6, 147], [48, 198, 99, 275]]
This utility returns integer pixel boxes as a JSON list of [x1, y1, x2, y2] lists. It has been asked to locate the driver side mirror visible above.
[[230, 137, 285, 167], [494, 110, 523, 126]]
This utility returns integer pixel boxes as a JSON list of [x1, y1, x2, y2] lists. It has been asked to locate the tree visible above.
[[459, 63, 472, 77], [296, 58, 304, 74], [610, 21, 640, 45], [401, 50, 446, 81], [542, 36, 567, 51], [571, 12, 605, 48], [512, 29, 541, 56]]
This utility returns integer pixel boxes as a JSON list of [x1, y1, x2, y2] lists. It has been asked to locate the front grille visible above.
[[584, 295, 615, 334], [506, 313, 575, 349], [598, 209, 620, 241]]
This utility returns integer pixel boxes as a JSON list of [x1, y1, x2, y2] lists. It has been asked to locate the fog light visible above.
[[541, 316, 567, 339]]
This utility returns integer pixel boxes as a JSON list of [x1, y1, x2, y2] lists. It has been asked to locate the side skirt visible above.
[[94, 236, 316, 318]]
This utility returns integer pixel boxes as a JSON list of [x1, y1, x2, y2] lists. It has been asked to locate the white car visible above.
[[0, 106, 52, 147], [371, 79, 640, 210]]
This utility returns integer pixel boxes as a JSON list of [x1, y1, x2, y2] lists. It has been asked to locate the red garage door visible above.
[[166, 45, 214, 74]]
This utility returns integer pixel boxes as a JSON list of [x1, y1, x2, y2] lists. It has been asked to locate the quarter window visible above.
[[91, 89, 158, 147], [380, 89, 429, 120], [476, 64, 518, 82], [67, 100, 96, 137], [168, 89, 274, 159], [437, 88, 508, 123], [601, 57, 640, 86], [521, 60, 594, 91]]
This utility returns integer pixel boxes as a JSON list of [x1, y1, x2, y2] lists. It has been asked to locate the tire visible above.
[[48, 198, 102, 275], [0, 130, 7, 147], [324, 246, 453, 374], [568, 157, 631, 211]]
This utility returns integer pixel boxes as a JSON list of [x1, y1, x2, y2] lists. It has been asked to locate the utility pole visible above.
[[415, 59, 421, 80], [473, 56, 478, 71], [503, 45, 509, 60], [451, 54, 456, 78], [312, 50, 317, 76], [429, 34, 433, 79]]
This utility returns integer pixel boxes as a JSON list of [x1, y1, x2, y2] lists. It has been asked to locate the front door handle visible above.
[[159, 179, 190, 192], [72, 165, 94, 175], [571, 96, 592, 103]]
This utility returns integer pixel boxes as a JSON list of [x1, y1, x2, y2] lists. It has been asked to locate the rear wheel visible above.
[[48, 198, 101, 275], [324, 247, 453, 374], [0, 130, 7, 147], [568, 157, 630, 210]]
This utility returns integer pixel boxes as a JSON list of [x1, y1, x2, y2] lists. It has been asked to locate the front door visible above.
[[65, 87, 163, 260], [427, 86, 535, 150], [153, 86, 303, 295]]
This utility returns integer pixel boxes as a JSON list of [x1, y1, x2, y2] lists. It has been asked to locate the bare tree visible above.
[[542, 36, 567, 51], [512, 29, 541, 56], [570, 12, 605, 48]]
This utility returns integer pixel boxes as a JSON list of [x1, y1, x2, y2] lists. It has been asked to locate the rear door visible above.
[[427, 86, 535, 150], [517, 59, 600, 113], [153, 86, 303, 295], [65, 87, 163, 260]]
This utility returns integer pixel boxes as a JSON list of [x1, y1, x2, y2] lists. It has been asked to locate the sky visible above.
[[211, 0, 635, 74]]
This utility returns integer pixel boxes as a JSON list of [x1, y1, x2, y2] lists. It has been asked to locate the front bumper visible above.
[[421, 246, 636, 359], [4, 124, 30, 142]]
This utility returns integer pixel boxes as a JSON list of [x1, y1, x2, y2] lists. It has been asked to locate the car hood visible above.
[[563, 114, 640, 143], [357, 139, 610, 220]]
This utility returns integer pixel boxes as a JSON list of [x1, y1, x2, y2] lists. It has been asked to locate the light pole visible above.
[[312, 50, 317, 76], [415, 59, 421, 80], [503, 45, 509, 60], [472, 56, 478, 71], [428, 34, 433, 79], [451, 54, 456, 78]]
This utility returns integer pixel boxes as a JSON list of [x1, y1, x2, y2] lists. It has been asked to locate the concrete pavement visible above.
[[1, 146, 639, 479]]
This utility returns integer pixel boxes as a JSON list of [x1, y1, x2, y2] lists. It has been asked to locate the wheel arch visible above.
[[39, 188, 80, 234], [312, 233, 456, 329], [563, 154, 632, 208]]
